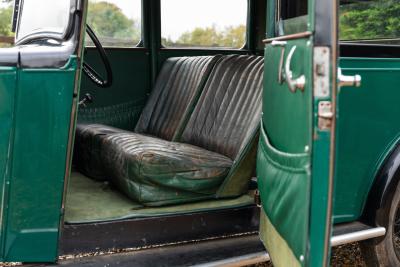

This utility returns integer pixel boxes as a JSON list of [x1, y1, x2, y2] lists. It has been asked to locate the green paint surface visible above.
[[0, 67, 17, 262], [262, 39, 312, 154], [334, 57, 400, 223], [0, 58, 78, 263]]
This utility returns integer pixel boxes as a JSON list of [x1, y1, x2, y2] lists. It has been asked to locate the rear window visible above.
[[340, 0, 400, 43], [161, 0, 248, 49], [86, 0, 142, 47]]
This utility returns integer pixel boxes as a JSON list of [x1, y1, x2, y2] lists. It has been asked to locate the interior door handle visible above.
[[285, 46, 306, 93], [338, 68, 361, 87]]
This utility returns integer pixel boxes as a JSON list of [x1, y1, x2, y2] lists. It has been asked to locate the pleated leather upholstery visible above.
[[75, 56, 220, 180], [74, 55, 264, 206], [181, 55, 264, 160], [135, 56, 221, 141], [100, 132, 233, 206], [74, 124, 128, 180]]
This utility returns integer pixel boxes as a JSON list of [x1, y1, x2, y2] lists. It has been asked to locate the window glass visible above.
[[161, 0, 248, 49], [0, 0, 14, 47], [17, 0, 71, 42], [277, 0, 308, 36], [86, 0, 142, 47], [340, 0, 400, 43]]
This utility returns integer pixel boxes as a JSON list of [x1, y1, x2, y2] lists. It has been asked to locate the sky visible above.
[[2, 0, 248, 41]]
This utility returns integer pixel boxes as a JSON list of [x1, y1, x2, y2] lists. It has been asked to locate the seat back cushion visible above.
[[181, 55, 264, 160], [135, 56, 220, 141], [181, 55, 264, 197]]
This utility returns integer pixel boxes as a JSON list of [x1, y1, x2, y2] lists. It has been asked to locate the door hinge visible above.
[[318, 101, 333, 131]]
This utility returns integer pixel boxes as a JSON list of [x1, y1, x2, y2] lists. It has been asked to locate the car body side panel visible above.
[[334, 57, 400, 223], [0, 57, 77, 262], [0, 67, 17, 261]]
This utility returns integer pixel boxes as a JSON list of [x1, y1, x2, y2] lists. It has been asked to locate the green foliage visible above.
[[340, 1, 400, 40], [163, 24, 246, 48], [87, 1, 140, 46], [0, 5, 12, 37], [0, 2, 13, 48]]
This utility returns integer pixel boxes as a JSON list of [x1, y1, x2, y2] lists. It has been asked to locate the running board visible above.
[[193, 223, 386, 267]]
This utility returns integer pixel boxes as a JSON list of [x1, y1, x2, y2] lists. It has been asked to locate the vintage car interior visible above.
[[2, 0, 400, 265], [63, 0, 267, 224]]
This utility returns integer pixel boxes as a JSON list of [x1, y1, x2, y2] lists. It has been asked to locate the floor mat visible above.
[[64, 172, 254, 224]]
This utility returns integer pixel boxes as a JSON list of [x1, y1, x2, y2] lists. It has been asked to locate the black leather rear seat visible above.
[[75, 56, 220, 180], [74, 55, 264, 206]]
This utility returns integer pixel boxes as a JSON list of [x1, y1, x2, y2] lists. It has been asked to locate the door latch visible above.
[[318, 101, 333, 131]]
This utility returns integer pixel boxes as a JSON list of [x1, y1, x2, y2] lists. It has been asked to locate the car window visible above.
[[161, 0, 248, 49], [86, 0, 142, 47], [276, 0, 308, 36], [16, 0, 71, 42]]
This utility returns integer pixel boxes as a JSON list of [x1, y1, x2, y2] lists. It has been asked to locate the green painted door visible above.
[[257, 0, 338, 266], [0, 0, 87, 263]]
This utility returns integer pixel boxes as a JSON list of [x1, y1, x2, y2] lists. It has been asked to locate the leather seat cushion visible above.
[[74, 124, 129, 180], [100, 133, 233, 205]]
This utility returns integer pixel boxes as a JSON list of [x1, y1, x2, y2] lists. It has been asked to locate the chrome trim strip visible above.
[[262, 31, 313, 44], [192, 252, 270, 267], [331, 227, 386, 247]]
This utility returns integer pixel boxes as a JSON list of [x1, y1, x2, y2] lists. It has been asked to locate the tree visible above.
[[87, 1, 140, 45], [340, 1, 400, 40], [0, 5, 12, 37], [167, 24, 246, 48]]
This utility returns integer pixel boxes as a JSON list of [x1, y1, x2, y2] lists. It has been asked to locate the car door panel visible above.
[[0, 0, 87, 262], [257, 0, 337, 266]]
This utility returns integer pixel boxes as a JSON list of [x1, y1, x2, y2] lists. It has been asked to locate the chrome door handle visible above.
[[338, 68, 361, 87], [285, 46, 306, 92]]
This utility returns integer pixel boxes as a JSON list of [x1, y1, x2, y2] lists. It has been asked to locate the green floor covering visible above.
[[64, 172, 254, 224]]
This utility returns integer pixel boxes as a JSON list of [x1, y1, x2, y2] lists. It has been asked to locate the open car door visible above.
[[0, 0, 86, 263], [257, 0, 340, 266]]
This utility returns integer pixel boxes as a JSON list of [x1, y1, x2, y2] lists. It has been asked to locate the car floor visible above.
[[64, 171, 254, 224]]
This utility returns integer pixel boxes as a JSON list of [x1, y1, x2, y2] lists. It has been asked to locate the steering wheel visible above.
[[83, 25, 113, 88]]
